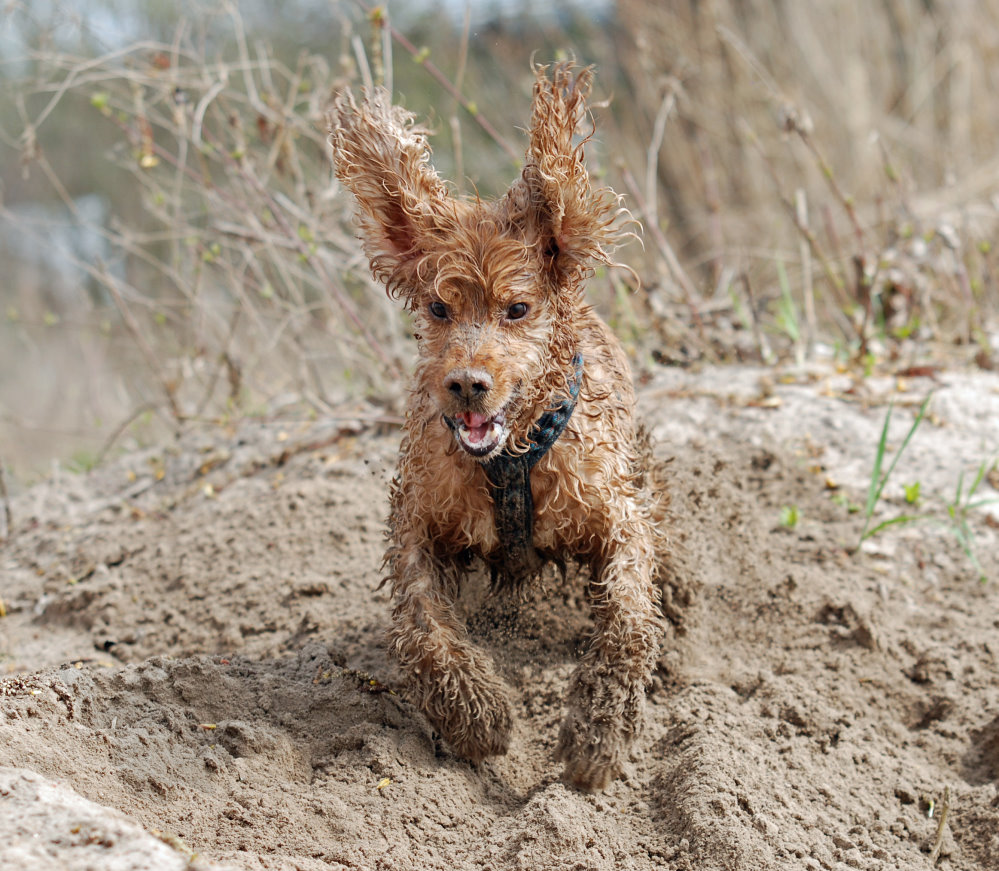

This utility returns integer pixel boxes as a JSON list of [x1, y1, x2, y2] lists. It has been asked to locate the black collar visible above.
[[480, 352, 584, 587], [489, 351, 584, 475]]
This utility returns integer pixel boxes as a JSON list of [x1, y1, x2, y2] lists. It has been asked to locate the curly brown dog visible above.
[[328, 63, 666, 792]]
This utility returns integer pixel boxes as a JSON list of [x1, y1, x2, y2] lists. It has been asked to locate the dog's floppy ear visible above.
[[328, 89, 451, 304], [510, 63, 622, 293]]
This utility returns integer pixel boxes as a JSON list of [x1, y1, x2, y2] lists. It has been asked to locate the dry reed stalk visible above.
[[796, 189, 817, 356], [619, 166, 713, 357], [0, 459, 11, 541]]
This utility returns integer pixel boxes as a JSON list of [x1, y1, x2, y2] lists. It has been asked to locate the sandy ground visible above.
[[2, 362, 999, 871]]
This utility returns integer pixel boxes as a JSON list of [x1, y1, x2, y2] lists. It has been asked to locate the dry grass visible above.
[[8, 5, 406, 415], [609, 0, 999, 360], [2, 0, 999, 474]]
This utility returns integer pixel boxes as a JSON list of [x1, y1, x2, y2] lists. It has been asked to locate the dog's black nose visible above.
[[444, 368, 493, 402]]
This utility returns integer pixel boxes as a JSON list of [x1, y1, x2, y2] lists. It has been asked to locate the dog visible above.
[[329, 63, 666, 791]]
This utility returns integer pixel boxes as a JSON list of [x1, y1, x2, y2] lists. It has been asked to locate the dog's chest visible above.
[[424, 454, 587, 559]]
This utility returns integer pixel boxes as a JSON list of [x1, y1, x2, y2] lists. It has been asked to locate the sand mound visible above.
[[3, 364, 998, 869]]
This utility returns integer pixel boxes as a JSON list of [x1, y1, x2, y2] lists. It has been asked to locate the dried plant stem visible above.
[[820, 203, 851, 308], [719, 22, 869, 255], [98, 260, 183, 421], [225, 0, 262, 111], [791, 124, 868, 254], [0, 458, 11, 541], [796, 189, 817, 356], [192, 121, 403, 379], [929, 786, 950, 863], [368, 4, 386, 88], [450, 1, 472, 192], [620, 166, 714, 358], [380, 6, 393, 95], [644, 81, 677, 232], [699, 140, 724, 287], [855, 255, 875, 357], [739, 272, 775, 364], [94, 403, 160, 469], [875, 134, 911, 214], [358, 0, 519, 161], [741, 121, 848, 299], [351, 34, 374, 91], [193, 307, 243, 418]]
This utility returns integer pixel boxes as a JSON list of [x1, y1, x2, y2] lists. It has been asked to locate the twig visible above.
[[224, 0, 262, 112], [191, 123, 403, 379], [14, 8, 410, 436], [449, 1, 472, 192], [94, 403, 160, 469], [739, 272, 775, 364], [715, 25, 782, 103], [358, 0, 519, 161], [929, 785, 950, 863], [264, 214, 402, 384], [795, 189, 817, 357], [0, 458, 11, 542], [190, 79, 227, 152], [97, 259, 183, 421], [718, 22, 868, 253], [194, 307, 243, 418], [619, 166, 715, 359], [739, 119, 847, 296], [351, 34, 374, 92], [699, 139, 724, 288], [17, 39, 176, 136], [645, 80, 678, 233], [790, 121, 868, 254], [380, 5, 393, 96], [820, 203, 852, 309]]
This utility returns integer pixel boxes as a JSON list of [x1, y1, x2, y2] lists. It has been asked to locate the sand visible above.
[[2, 362, 998, 870]]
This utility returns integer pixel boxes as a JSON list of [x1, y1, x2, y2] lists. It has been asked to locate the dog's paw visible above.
[[555, 663, 645, 791], [423, 670, 513, 763], [555, 707, 623, 792]]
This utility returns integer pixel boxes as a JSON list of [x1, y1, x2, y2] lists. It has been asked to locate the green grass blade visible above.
[[965, 458, 991, 503], [863, 514, 921, 540], [877, 394, 932, 498], [860, 393, 933, 543], [861, 403, 893, 540]]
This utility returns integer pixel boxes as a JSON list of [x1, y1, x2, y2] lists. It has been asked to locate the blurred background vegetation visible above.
[[2, 0, 999, 483]]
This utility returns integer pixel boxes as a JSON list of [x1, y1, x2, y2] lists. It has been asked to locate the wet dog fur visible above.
[[328, 64, 667, 791]]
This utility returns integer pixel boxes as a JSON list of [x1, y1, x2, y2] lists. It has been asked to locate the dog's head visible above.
[[329, 64, 623, 460]]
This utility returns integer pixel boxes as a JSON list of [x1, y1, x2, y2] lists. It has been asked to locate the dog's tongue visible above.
[[458, 412, 491, 443]]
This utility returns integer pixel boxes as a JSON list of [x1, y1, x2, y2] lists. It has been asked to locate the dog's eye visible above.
[[506, 302, 529, 321], [429, 301, 448, 320]]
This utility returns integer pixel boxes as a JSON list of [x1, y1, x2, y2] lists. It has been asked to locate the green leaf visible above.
[[779, 505, 800, 528], [90, 92, 111, 115]]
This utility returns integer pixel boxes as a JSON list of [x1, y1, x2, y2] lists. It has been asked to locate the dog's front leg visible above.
[[387, 534, 512, 762], [556, 508, 664, 791]]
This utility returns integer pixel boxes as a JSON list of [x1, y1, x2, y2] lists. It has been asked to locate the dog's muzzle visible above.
[[442, 353, 582, 465]]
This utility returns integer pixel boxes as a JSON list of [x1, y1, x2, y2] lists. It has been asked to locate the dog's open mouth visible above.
[[453, 410, 507, 458]]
